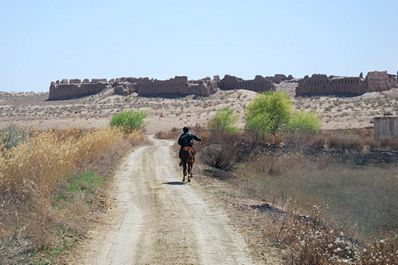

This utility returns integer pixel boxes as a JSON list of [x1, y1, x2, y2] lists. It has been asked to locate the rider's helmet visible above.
[[183, 127, 189, 133]]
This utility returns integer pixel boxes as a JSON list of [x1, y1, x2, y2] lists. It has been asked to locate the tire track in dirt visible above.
[[74, 138, 258, 265]]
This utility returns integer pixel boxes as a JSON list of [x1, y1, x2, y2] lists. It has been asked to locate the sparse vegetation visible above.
[[0, 127, 143, 264], [197, 126, 398, 265], [246, 92, 321, 137], [155, 127, 180, 139], [208, 106, 238, 133], [246, 91, 293, 136], [288, 110, 321, 133], [0, 124, 31, 149], [110, 110, 147, 133]]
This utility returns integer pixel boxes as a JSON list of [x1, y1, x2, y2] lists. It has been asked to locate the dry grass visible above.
[[236, 153, 398, 238], [154, 127, 180, 139], [278, 212, 398, 265], [0, 127, 143, 264], [200, 129, 398, 264], [0, 128, 124, 198]]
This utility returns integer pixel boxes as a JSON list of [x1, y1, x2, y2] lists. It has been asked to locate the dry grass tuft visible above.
[[200, 129, 398, 264], [0, 127, 142, 264], [154, 127, 180, 139]]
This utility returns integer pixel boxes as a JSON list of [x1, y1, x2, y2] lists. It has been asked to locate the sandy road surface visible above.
[[74, 138, 258, 265]]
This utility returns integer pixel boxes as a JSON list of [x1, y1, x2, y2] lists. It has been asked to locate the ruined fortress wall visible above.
[[48, 80, 107, 100], [296, 75, 364, 96], [366, 71, 398, 92], [135, 77, 188, 97], [129, 76, 214, 97], [219, 75, 275, 92], [48, 76, 213, 100], [48, 79, 107, 100], [296, 71, 398, 97]]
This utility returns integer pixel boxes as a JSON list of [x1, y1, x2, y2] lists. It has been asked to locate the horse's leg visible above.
[[188, 162, 192, 182], [182, 162, 187, 182], [190, 162, 194, 179]]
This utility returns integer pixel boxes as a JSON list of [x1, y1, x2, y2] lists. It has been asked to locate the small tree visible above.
[[208, 107, 238, 133], [245, 91, 292, 136], [245, 91, 321, 138], [110, 110, 147, 133]]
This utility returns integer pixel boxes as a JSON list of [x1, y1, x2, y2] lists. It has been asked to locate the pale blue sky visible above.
[[0, 0, 397, 92]]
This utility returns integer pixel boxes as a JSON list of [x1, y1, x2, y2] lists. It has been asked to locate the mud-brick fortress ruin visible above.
[[48, 71, 398, 100], [48, 74, 287, 100], [218, 74, 293, 92], [49, 76, 218, 100], [296, 71, 398, 96]]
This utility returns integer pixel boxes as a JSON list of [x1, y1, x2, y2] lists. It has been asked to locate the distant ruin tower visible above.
[[359, 72, 364, 79]]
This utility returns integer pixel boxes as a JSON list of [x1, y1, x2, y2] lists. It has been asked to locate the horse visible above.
[[180, 146, 195, 182]]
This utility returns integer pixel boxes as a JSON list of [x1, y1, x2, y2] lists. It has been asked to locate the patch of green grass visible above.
[[67, 170, 105, 193], [110, 110, 147, 133], [54, 171, 105, 208], [36, 172, 105, 263]]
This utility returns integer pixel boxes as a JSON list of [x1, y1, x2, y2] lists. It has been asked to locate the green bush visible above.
[[245, 92, 321, 137], [208, 107, 238, 133], [245, 91, 292, 136], [110, 110, 147, 133], [288, 111, 321, 133], [0, 124, 30, 149]]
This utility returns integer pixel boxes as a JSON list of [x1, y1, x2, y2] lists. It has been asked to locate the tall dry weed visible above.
[[0, 128, 125, 199], [0, 127, 137, 262]]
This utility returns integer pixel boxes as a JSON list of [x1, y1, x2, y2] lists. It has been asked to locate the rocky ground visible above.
[[1, 82, 398, 132]]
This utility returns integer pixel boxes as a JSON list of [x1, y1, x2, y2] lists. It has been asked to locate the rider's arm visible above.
[[192, 134, 202, 141]]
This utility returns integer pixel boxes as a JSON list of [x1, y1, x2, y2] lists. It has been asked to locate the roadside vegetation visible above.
[[110, 110, 147, 133], [196, 91, 398, 264], [246, 91, 320, 138], [0, 111, 145, 264], [208, 106, 239, 133]]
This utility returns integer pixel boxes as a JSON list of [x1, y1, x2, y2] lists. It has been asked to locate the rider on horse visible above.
[[178, 127, 202, 166]]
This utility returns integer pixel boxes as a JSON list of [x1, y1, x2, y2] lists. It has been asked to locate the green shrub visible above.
[[110, 110, 147, 133], [0, 124, 30, 149], [245, 92, 321, 137], [245, 91, 292, 136], [208, 107, 238, 133], [288, 111, 321, 133]]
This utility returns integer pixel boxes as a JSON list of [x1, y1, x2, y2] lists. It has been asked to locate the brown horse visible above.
[[180, 146, 195, 182]]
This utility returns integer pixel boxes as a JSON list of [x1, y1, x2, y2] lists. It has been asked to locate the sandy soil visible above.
[[2, 83, 398, 132], [0, 90, 257, 133], [72, 138, 265, 265]]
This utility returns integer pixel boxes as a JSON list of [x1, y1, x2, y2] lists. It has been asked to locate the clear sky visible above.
[[0, 0, 397, 92]]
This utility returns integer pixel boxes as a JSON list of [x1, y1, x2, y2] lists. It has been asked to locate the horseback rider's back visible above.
[[177, 127, 202, 166], [178, 131, 201, 147]]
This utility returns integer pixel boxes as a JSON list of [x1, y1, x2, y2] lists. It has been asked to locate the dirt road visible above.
[[74, 138, 258, 265]]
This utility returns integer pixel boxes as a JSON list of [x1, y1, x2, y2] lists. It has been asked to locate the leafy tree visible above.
[[245, 91, 321, 137], [245, 91, 292, 136], [208, 107, 238, 133], [110, 110, 147, 133]]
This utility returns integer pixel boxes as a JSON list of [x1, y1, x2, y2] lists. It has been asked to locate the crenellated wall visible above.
[[48, 76, 218, 100], [48, 79, 108, 100], [296, 71, 398, 97], [218, 75, 276, 92]]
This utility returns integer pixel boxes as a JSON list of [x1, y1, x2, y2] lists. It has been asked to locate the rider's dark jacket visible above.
[[178, 132, 201, 147]]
